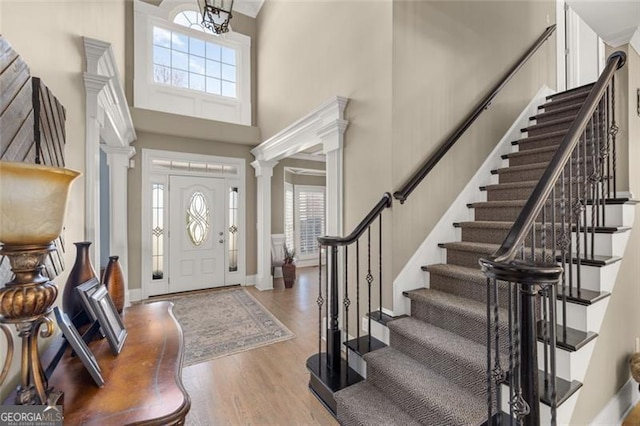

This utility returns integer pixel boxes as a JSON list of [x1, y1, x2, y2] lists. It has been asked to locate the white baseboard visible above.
[[129, 288, 143, 302], [591, 377, 640, 425], [244, 274, 257, 285], [391, 85, 555, 316]]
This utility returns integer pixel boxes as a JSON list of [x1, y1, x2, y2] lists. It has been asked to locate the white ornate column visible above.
[[101, 145, 136, 306], [84, 37, 136, 287], [252, 160, 277, 291], [83, 74, 108, 268], [319, 119, 348, 237]]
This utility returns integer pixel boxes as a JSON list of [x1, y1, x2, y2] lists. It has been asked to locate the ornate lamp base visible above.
[[0, 244, 63, 405]]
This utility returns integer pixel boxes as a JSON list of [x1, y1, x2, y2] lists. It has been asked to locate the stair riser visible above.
[[568, 261, 620, 294], [390, 332, 487, 398], [525, 121, 573, 137], [498, 167, 548, 183], [517, 135, 567, 151], [547, 86, 592, 102], [486, 186, 535, 201], [541, 95, 588, 111], [410, 299, 509, 352], [537, 338, 596, 383], [444, 247, 492, 270], [429, 272, 510, 308], [508, 150, 556, 167], [473, 206, 550, 222], [556, 296, 609, 332], [461, 227, 624, 257], [533, 108, 580, 124]]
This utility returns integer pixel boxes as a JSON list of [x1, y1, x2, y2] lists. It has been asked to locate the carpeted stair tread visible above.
[[388, 317, 507, 393], [530, 103, 581, 121], [422, 263, 486, 281], [423, 263, 510, 306], [545, 82, 594, 100], [504, 144, 558, 159], [521, 115, 574, 133], [335, 381, 422, 426], [493, 161, 551, 174], [404, 288, 507, 332], [440, 241, 500, 254], [364, 347, 488, 425]]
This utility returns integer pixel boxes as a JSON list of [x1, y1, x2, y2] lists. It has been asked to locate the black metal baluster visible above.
[[325, 247, 330, 366], [356, 240, 361, 352], [486, 278, 494, 424], [560, 169, 567, 341], [582, 131, 589, 261], [611, 76, 618, 195], [590, 114, 597, 259], [379, 216, 383, 321], [568, 148, 574, 298], [552, 187, 556, 261], [317, 245, 323, 368], [605, 86, 611, 199], [548, 283, 558, 426], [598, 98, 607, 227], [493, 278, 502, 426], [574, 130, 584, 298], [530, 222, 536, 262], [328, 246, 340, 371], [508, 282, 515, 425], [595, 104, 602, 228], [541, 286, 549, 401], [367, 228, 372, 347], [542, 204, 547, 262], [344, 246, 349, 372]]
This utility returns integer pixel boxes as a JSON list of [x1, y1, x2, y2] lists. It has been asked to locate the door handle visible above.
[[219, 239, 224, 244]]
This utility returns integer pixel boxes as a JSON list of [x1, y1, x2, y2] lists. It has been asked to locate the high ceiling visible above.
[[568, 0, 640, 51]]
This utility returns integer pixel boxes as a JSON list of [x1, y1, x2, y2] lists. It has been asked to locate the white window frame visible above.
[[284, 182, 294, 252], [141, 148, 246, 298], [134, 0, 251, 125], [294, 185, 325, 267]]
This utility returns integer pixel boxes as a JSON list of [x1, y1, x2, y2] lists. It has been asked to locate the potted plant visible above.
[[282, 245, 296, 288]]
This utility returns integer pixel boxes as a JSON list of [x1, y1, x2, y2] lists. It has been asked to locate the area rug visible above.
[[164, 288, 295, 366]]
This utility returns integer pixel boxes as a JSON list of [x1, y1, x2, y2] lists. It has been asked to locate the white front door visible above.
[[169, 175, 226, 293]]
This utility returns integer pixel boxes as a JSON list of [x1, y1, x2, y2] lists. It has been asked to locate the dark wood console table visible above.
[[48, 301, 190, 425]]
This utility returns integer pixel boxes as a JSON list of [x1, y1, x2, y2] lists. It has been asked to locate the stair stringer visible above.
[[392, 85, 554, 316]]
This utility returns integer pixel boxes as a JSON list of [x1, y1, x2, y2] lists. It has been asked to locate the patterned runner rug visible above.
[[160, 288, 295, 366]]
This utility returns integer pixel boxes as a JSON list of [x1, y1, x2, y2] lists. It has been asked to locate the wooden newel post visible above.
[[327, 246, 341, 373], [520, 283, 540, 426]]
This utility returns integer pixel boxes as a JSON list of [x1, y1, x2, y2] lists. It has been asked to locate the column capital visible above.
[[320, 119, 348, 154], [251, 160, 278, 178], [101, 145, 136, 168]]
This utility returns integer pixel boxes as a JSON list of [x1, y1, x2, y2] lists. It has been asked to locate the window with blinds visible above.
[[284, 183, 294, 252], [295, 186, 325, 259]]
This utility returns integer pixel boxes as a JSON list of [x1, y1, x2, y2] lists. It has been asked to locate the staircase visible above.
[[333, 80, 635, 424]]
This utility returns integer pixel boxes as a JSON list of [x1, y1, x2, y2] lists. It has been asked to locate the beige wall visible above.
[[128, 128, 258, 290], [0, 0, 127, 402], [271, 158, 325, 233], [257, 0, 394, 315], [570, 44, 640, 425], [391, 0, 556, 283]]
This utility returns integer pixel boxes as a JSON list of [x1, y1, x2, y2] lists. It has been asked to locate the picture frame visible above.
[[76, 277, 101, 322], [53, 307, 104, 387], [89, 285, 127, 355]]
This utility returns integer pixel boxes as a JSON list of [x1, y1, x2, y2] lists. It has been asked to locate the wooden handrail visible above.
[[393, 25, 557, 204], [493, 51, 626, 262], [318, 193, 392, 246]]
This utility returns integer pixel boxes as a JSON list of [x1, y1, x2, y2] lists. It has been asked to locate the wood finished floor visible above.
[[183, 267, 338, 426]]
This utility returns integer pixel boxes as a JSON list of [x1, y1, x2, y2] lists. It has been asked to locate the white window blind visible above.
[[284, 183, 294, 252], [295, 186, 325, 259]]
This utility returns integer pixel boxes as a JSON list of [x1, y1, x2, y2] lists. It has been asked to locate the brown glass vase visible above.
[[102, 255, 125, 313], [282, 261, 296, 289], [62, 241, 98, 324]]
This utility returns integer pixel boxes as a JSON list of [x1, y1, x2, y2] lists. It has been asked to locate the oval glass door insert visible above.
[[186, 191, 210, 246]]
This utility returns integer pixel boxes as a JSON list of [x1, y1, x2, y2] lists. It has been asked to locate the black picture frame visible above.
[[89, 285, 127, 355], [53, 307, 104, 387]]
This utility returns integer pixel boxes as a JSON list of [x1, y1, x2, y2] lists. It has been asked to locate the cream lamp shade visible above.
[[0, 161, 80, 246]]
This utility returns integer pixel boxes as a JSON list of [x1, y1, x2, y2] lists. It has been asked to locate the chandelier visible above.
[[198, 0, 234, 34]]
